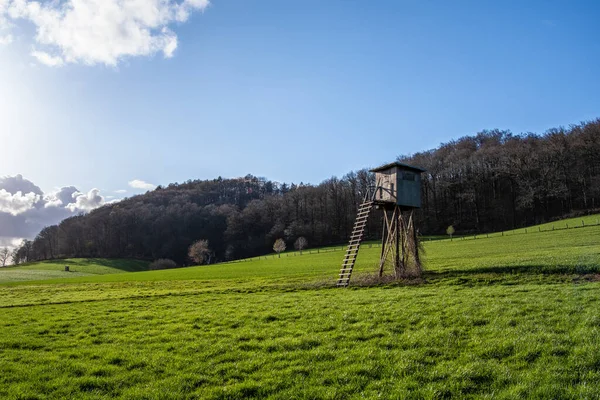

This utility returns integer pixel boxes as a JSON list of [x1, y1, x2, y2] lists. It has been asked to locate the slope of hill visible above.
[[13, 119, 600, 267], [0, 258, 149, 283]]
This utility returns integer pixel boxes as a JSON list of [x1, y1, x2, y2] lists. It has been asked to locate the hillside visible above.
[[3, 214, 599, 295], [12, 119, 600, 266], [0, 259, 149, 284]]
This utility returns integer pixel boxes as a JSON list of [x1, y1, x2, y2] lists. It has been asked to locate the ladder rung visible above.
[[339, 268, 353, 272]]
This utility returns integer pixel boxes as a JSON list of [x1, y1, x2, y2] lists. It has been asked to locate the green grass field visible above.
[[1, 217, 600, 399], [0, 259, 149, 283]]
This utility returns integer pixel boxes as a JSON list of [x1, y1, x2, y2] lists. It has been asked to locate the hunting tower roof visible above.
[[370, 162, 426, 173]]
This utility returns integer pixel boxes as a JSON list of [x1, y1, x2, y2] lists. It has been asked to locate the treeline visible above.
[[13, 172, 377, 265], [405, 119, 600, 233], [13, 119, 600, 265]]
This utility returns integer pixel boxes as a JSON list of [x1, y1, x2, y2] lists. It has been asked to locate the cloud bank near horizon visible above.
[[0, 175, 113, 249], [0, 0, 210, 66], [128, 179, 156, 190]]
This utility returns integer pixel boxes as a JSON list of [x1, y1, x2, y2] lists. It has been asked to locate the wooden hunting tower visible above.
[[337, 162, 426, 287], [371, 162, 425, 208]]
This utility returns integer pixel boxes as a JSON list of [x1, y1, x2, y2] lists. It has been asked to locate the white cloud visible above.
[[114, 189, 127, 194], [31, 50, 64, 67], [0, 189, 40, 215], [0, 236, 23, 250], [129, 179, 156, 190], [0, 176, 108, 243], [3, 0, 210, 66], [44, 186, 78, 208], [66, 188, 105, 212], [0, 174, 43, 196]]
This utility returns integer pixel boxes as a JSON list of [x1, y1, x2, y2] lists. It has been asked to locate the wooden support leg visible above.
[[378, 210, 387, 277]]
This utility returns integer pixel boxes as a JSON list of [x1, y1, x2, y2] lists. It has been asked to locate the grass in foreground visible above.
[[0, 217, 599, 399], [3, 283, 600, 399]]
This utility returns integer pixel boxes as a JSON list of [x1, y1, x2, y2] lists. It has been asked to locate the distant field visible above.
[[1, 216, 600, 398], [0, 259, 148, 283]]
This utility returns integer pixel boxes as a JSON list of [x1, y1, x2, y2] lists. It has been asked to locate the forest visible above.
[[13, 119, 600, 265]]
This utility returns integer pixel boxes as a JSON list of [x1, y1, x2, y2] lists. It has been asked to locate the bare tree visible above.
[[188, 239, 211, 265], [446, 225, 455, 241], [0, 247, 10, 267], [273, 238, 286, 258], [13, 240, 33, 264], [10, 249, 20, 266], [294, 236, 308, 255]]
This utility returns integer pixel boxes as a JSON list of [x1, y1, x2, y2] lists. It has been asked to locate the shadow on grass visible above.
[[419, 264, 600, 286], [428, 264, 600, 277], [339, 264, 600, 289]]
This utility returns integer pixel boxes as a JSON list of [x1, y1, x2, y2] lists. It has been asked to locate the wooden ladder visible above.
[[337, 200, 373, 287]]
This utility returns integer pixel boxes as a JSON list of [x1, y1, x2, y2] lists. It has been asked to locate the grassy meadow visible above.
[[1, 217, 600, 399], [0, 259, 149, 284]]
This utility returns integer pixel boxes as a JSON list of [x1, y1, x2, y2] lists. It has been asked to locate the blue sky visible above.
[[1, 0, 600, 198]]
